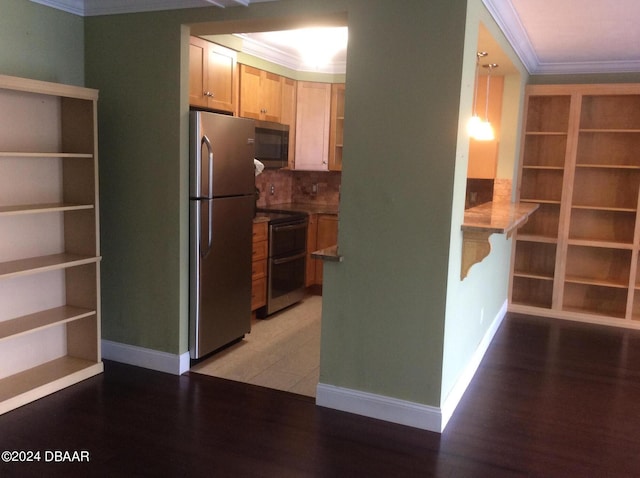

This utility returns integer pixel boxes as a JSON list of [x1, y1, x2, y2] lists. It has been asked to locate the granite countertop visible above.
[[259, 202, 339, 216], [462, 201, 539, 235]]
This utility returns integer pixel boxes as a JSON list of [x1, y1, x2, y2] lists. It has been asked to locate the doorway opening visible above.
[[187, 16, 348, 398]]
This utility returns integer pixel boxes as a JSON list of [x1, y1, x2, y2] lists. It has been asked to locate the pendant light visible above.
[[473, 63, 498, 141], [467, 51, 488, 137]]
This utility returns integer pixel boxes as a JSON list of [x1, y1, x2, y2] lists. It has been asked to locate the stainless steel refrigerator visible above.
[[189, 111, 255, 359]]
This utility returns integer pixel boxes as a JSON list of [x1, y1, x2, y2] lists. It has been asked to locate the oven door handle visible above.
[[272, 251, 306, 265], [271, 222, 307, 233]]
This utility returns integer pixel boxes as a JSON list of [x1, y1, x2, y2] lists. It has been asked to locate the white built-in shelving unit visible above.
[[0, 74, 103, 415]]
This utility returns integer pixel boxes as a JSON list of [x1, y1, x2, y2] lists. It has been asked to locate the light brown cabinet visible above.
[[510, 83, 640, 328], [0, 74, 103, 415], [306, 213, 338, 286], [329, 83, 345, 171], [239, 64, 283, 123], [189, 37, 237, 113], [294, 82, 332, 171], [251, 221, 268, 311], [281, 76, 297, 168]]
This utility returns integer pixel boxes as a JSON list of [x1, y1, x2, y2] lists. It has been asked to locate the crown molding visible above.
[[30, 0, 275, 16], [535, 60, 640, 75], [482, 0, 539, 74], [235, 33, 346, 75], [30, 0, 84, 15]]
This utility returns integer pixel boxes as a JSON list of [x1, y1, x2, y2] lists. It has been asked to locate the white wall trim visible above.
[[102, 340, 190, 375], [440, 299, 507, 429], [316, 383, 444, 433], [29, 0, 277, 16], [316, 300, 507, 434]]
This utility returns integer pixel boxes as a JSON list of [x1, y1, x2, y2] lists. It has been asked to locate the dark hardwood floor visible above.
[[2, 313, 640, 477]]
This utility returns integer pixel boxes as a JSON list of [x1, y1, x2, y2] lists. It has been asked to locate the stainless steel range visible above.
[[255, 209, 308, 317]]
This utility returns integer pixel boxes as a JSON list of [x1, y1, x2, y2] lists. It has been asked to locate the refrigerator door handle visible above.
[[200, 201, 214, 258], [201, 134, 213, 197]]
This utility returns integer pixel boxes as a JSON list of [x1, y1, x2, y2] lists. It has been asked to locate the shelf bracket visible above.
[[461, 230, 492, 279]]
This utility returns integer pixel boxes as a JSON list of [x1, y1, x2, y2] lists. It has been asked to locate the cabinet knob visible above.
[[204, 91, 214, 97]]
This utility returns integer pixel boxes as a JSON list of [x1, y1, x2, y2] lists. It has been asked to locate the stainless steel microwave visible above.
[[254, 120, 289, 169]]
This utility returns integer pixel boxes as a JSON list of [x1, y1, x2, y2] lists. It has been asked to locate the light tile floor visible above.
[[190, 294, 322, 397]]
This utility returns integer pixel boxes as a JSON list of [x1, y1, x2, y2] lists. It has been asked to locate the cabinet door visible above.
[[239, 65, 283, 122], [281, 77, 297, 168], [239, 65, 263, 120], [314, 214, 338, 284], [295, 82, 331, 171], [262, 71, 282, 123], [329, 83, 345, 171], [189, 38, 237, 113], [205, 43, 237, 113], [189, 38, 208, 108]]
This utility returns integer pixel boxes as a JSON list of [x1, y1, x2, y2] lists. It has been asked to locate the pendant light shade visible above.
[[468, 54, 498, 141]]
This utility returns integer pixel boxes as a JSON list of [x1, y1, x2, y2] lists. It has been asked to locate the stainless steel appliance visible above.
[[189, 111, 256, 359], [254, 120, 289, 169], [255, 210, 308, 317]]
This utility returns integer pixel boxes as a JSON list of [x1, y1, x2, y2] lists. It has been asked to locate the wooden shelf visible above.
[[0, 306, 96, 342], [580, 129, 640, 133], [523, 165, 564, 170], [513, 271, 554, 281], [0, 203, 94, 216], [0, 152, 93, 158], [0, 357, 103, 414], [0, 253, 100, 279], [575, 164, 640, 170], [564, 276, 629, 289], [516, 234, 558, 244], [567, 239, 634, 249]]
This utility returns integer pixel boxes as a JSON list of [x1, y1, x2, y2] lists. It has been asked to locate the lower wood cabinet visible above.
[[251, 222, 268, 311], [306, 213, 338, 286]]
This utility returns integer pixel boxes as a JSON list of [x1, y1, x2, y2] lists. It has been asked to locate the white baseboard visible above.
[[316, 383, 444, 432], [101, 340, 190, 375], [440, 299, 507, 429], [316, 300, 507, 433]]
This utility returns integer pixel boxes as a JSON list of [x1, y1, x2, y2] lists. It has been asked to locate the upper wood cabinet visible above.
[[329, 83, 345, 171], [239, 64, 283, 123], [189, 37, 237, 113], [280, 77, 297, 168], [294, 81, 331, 171]]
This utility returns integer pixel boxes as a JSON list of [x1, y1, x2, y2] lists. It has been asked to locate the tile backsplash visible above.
[[255, 169, 341, 207]]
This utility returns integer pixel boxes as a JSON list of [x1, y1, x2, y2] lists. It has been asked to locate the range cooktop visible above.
[[255, 208, 308, 225]]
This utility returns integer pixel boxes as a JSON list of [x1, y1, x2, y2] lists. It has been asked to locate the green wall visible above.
[[0, 0, 84, 85], [320, 0, 466, 405], [439, 0, 528, 404]]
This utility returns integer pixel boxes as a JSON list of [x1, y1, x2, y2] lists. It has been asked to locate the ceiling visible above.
[[30, 0, 640, 75], [484, 0, 640, 74]]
